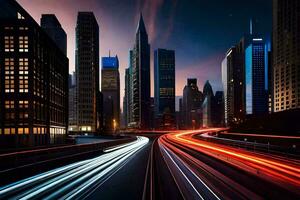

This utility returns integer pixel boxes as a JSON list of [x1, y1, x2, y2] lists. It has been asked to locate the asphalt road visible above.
[[0, 131, 299, 200], [85, 137, 152, 200]]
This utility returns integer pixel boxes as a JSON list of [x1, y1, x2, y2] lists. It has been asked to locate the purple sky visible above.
[[17, 0, 272, 109]]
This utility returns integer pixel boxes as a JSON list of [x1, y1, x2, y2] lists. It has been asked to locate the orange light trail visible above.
[[161, 128, 300, 187]]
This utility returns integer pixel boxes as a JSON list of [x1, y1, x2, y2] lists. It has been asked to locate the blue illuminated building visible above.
[[245, 37, 269, 115], [102, 56, 119, 69]]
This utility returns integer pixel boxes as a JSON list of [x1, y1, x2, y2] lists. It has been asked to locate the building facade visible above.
[[182, 79, 203, 129], [245, 37, 268, 115], [68, 72, 77, 132], [273, 0, 300, 112], [0, 0, 68, 147], [40, 14, 67, 55], [202, 81, 225, 127], [154, 48, 175, 129], [75, 12, 99, 133], [101, 55, 120, 133], [222, 46, 245, 126], [131, 14, 151, 129]]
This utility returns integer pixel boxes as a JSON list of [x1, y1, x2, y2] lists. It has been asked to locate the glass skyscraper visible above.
[[154, 48, 175, 129], [245, 38, 268, 115]]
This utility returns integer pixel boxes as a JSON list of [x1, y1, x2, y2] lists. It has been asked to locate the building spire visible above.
[[136, 12, 146, 33], [250, 18, 253, 35]]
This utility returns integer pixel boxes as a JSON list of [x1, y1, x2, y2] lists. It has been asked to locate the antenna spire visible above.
[[250, 18, 253, 35]]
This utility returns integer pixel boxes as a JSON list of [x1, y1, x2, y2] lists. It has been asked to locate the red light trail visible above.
[[159, 128, 300, 196]]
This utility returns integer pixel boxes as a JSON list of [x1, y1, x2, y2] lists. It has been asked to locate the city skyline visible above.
[[0, 0, 299, 199], [17, 0, 272, 106]]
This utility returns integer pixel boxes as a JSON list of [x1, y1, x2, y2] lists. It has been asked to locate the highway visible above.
[[158, 128, 300, 199], [0, 130, 299, 199], [0, 136, 149, 199]]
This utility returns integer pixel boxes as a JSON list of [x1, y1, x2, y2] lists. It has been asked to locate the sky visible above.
[[17, 0, 272, 109]]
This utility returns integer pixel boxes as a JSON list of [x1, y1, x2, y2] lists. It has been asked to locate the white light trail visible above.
[[0, 136, 149, 199]]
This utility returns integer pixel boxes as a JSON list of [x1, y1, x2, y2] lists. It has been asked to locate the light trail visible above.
[[0, 136, 149, 199], [159, 137, 221, 200], [218, 132, 300, 139], [162, 128, 300, 194]]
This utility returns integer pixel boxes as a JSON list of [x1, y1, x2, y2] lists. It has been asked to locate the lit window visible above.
[[5, 101, 14, 109], [19, 58, 28, 74], [4, 27, 13, 30], [19, 27, 28, 30], [19, 36, 28, 52], [18, 128, 23, 134], [19, 75, 28, 93], [4, 128, 15, 135], [4, 58, 14, 93], [18, 128, 29, 135], [4, 36, 14, 52], [17, 12, 25, 20], [159, 88, 174, 96], [19, 112, 28, 119], [19, 100, 29, 108]]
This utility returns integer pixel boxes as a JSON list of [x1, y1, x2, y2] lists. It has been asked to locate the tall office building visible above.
[[40, 14, 67, 55], [202, 81, 214, 127], [131, 14, 151, 129], [68, 72, 77, 132], [0, 0, 68, 147], [202, 81, 225, 127], [75, 12, 99, 133], [124, 50, 134, 128], [222, 46, 245, 126], [154, 48, 175, 129], [273, 0, 300, 112], [182, 79, 203, 129], [101, 55, 120, 132], [245, 37, 268, 115]]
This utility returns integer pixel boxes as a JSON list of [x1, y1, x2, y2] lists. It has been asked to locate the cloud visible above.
[[134, 0, 177, 44]]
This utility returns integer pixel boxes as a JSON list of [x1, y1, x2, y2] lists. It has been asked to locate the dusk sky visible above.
[[17, 0, 272, 108]]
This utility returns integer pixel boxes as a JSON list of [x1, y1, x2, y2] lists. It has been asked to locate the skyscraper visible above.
[[68, 72, 77, 132], [131, 14, 151, 129], [124, 50, 134, 128], [202, 81, 214, 127], [101, 55, 120, 132], [40, 14, 67, 55], [273, 0, 300, 112], [75, 12, 99, 133], [202, 81, 225, 127], [245, 37, 268, 115], [182, 79, 203, 129], [222, 46, 245, 126], [0, 0, 68, 147], [154, 48, 175, 129]]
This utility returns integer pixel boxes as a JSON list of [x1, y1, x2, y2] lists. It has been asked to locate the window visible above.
[[19, 58, 29, 93], [19, 112, 28, 119], [19, 100, 29, 108], [4, 36, 14, 52], [4, 128, 15, 135], [5, 113, 15, 120], [17, 12, 25, 20], [19, 36, 28, 52], [19, 58, 28, 74], [19, 75, 28, 93], [5, 101, 14, 109], [19, 27, 28, 30], [4, 58, 14, 93]]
